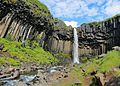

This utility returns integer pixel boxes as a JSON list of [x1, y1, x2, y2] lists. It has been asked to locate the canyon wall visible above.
[[40, 18, 73, 54], [78, 15, 120, 57], [40, 15, 120, 58]]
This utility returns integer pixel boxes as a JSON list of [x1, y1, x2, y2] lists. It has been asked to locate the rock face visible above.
[[40, 15, 120, 58], [0, 0, 120, 58], [40, 19, 73, 54], [77, 15, 120, 57], [104, 77, 120, 86], [0, 0, 53, 41]]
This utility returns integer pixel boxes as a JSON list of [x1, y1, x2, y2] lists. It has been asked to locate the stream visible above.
[[0, 66, 65, 86]]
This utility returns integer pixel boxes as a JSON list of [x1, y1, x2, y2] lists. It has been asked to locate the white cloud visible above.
[[64, 21, 78, 27], [85, 0, 106, 6], [40, 0, 99, 18], [104, 0, 120, 16], [87, 8, 98, 16], [40, 0, 120, 24]]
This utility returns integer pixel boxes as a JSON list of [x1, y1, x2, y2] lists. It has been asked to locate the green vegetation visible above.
[[99, 50, 120, 72], [78, 50, 120, 73], [105, 14, 120, 21], [69, 50, 120, 85], [3, 0, 51, 17], [80, 50, 120, 73], [23, 0, 50, 16], [0, 38, 58, 66], [53, 18, 68, 30], [89, 21, 101, 26], [3, 0, 54, 30], [0, 57, 20, 66], [54, 53, 71, 65], [54, 53, 71, 58]]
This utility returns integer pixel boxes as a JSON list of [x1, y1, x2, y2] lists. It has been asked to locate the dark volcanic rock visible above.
[[0, 0, 53, 41], [0, 43, 4, 51], [40, 14, 120, 59], [40, 19, 73, 55], [78, 14, 120, 57], [104, 77, 120, 86]]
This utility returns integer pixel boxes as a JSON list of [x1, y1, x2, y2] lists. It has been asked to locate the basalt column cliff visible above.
[[0, 0, 120, 58], [41, 15, 120, 58], [78, 15, 120, 57], [39, 18, 73, 55], [0, 0, 54, 41]]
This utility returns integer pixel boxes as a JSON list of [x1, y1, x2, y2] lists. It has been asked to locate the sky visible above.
[[40, 0, 120, 27]]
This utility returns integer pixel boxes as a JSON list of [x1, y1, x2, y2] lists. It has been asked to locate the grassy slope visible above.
[[68, 50, 120, 85], [53, 18, 68, 30], [23, 0, 50, 16], [82, 50, 120, 73], [0, 38, 58, 66]]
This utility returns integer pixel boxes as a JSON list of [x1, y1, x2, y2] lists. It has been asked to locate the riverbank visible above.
[[0, 55, 120, 86]]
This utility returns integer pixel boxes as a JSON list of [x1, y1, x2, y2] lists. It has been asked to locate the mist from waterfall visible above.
[[73, 28, 79, 64]]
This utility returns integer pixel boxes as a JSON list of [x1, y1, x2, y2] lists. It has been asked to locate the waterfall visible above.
[[73, 28, 79, 64]]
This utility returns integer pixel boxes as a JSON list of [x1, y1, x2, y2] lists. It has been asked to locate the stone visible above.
[[90, 76, 102, 86], [112, 46, 120, 51], [64, 75, 68, 78], [104, 77, 120, 86], [0, 43, 4, 51]]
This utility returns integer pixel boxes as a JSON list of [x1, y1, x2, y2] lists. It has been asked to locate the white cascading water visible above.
[[73, 28, 79, 64]]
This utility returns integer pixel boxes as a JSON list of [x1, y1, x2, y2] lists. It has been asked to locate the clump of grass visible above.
[[0, 57, 20, 66], [54, 53, 71, 58]]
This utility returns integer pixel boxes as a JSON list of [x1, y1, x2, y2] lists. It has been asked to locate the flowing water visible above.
[[73, 28, 79, 64]]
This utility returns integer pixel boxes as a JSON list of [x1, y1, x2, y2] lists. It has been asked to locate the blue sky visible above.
[[40, 0, 120, 27]]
